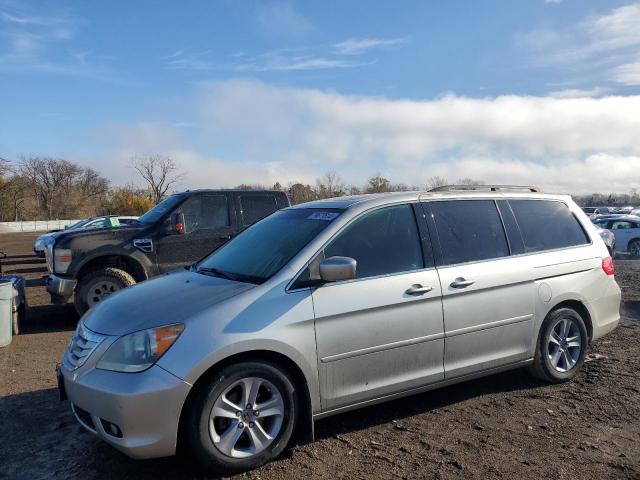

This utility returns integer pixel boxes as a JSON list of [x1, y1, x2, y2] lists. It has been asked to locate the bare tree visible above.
[[457, 178, 485, 185], [19, 156, 82, 219], [426, 176, 448, 190], [315, 171, 345, 199], [129, 155, 183, 204], [365, 174, 391, 193]]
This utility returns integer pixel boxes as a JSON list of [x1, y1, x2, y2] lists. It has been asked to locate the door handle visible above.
[[405, 284, 433, 296], [450, 277, 475, 289], [218, 234, 232, 240]]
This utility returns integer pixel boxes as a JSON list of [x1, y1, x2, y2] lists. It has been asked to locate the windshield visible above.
[[198, 208, 342, 284], [137, 194, 185, 224], [67, 219, 91, 229]]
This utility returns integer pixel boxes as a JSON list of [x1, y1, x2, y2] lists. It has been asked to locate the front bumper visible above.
[[61, 363, 191, 459], [46, 274, 77, 304]]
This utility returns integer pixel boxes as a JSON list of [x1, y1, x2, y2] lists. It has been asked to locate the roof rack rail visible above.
[[428, 184, 541, 193]]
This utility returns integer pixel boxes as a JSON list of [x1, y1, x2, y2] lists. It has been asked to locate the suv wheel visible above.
[[187, 362, 298, 475], [529, 307, 588, 383], [629, 239, 640, 258], [74, 267, 135, 316]]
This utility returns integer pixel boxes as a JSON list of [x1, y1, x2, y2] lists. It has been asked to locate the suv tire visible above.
[[74, 267, 136, 316], [529, 307, 588, 383], [187, 361, 298, 476]]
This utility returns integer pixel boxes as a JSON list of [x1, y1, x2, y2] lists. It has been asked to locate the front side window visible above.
[[323, 204, 424, 279], [430, 200, 510, 265], [198, 208, 341, 283], [137, 194, 186, 224], [509, 199, 589, 252]]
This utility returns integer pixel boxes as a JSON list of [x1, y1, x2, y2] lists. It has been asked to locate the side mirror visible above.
[[319, 256, 357, 283], [169, 212, 186, 234]]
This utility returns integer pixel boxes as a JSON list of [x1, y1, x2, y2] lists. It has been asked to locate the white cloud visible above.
[[548, 87, 609, 98], [0, 4, 122, 82], [166, 48, 369, 72], [333, 37, 407, 55], [93, 79, 640, 194], [255, 2, 312, 39], [519, 2, 640, 86], [612, 57, 640, 85]]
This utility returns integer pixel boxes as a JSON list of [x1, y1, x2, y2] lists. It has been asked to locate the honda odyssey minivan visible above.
[[58, 186, 621, 475]]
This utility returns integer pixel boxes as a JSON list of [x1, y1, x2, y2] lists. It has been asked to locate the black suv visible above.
[[46, 189, 289, 315]]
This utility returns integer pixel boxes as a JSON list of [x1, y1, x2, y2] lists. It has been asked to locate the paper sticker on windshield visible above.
[[308, 212, 339, 221]]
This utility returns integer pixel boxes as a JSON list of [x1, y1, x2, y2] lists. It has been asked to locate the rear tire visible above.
[[74, 267, 135, 316], [186, 362, 298, 475], [529, 307, 588, 383]]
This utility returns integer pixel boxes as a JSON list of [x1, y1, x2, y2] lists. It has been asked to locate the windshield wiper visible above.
[[197, 267, 239, 281]]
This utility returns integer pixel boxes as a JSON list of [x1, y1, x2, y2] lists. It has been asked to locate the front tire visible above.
[[529, 307, 588, 383], [74, 267, 135, 316], [629, 239, 640, 258], [187, 362, 298, 475]]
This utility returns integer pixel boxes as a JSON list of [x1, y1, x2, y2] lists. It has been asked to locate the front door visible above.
[[422, 199, 535, 379], [155, 194, 234, 273], [312, 204, 445, 411]]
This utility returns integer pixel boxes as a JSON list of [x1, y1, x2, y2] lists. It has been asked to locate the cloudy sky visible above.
[[1, 0, 639, 194]]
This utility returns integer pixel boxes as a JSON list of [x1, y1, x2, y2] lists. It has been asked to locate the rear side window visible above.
[[178, 195, 230, 233], [509, 199, 589, 252], [241, 195, 278, 226], [429, 200, 509, 265], [324, 204, 424, 279]]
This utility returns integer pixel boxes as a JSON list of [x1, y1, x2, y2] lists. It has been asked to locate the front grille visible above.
[[63, 323, 106, 370]]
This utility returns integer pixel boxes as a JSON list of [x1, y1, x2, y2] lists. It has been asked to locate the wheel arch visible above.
[[176, 349, 315, 454], [546, 299, 593, 344], [76, 254, 149, 282]]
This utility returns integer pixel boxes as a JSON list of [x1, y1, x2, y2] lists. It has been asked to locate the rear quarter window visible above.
[[240, 195, 279, 226], [509, 199, 589, 252]]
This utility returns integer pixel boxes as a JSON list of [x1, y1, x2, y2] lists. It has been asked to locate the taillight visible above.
[[602, 257, 615, 276]]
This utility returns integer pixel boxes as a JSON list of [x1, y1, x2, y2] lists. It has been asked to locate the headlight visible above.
[[96, 324, 184, 373], [53, 248, 72, 273]]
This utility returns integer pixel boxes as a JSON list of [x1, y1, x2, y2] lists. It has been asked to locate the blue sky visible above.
[[1, 0, 639, 193]]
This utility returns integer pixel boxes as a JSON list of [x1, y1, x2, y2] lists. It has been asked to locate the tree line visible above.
[[0, 155, 636, 221]]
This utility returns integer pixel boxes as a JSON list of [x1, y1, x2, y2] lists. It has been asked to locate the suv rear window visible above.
[[241, 195, 278, 225], [509, 199, 589, 252], [429, 200, 509, 265]]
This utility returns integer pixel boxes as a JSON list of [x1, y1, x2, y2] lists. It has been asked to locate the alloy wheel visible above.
[[547, 317, 582, 372], [209, 377, 284, 458]]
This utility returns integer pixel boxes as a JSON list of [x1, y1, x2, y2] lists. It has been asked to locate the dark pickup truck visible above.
[[45, 189, 289, 315]]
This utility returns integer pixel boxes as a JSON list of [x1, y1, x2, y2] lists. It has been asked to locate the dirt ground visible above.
[[0, 231, 638, 480]]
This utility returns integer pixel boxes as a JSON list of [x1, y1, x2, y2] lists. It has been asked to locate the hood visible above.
[[55, 223, 144, 243], [82, 269, 256, 336]]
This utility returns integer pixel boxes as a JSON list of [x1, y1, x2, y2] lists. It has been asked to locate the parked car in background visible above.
[[592, 215, 640, 257], [57, 186, 620, 475], [595, 225, 615, 256], [46, 189, 289, 314], [34, 216, 138, 257], [631, 208, 640, 217], [582, 206, 610, 219]]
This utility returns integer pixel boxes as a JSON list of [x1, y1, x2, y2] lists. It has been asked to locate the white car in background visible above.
[[34, 216, 138, 257], [592, 215, 640, 257]]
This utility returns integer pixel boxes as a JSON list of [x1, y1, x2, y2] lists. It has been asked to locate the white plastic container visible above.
[[0, 280, 14, 347]]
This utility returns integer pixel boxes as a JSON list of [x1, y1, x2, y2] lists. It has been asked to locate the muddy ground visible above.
[[0, 231, 638, 480]]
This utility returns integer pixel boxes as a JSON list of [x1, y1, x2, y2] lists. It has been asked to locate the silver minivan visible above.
[[58, 186, 621, 475]]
